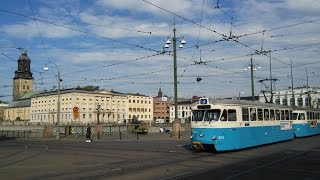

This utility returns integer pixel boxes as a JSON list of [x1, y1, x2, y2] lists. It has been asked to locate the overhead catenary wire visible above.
[[28, 0, 49, 61], [0, 8, 162, 53]]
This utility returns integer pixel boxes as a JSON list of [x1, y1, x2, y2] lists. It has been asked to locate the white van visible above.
[[155, 119, 165, 124]]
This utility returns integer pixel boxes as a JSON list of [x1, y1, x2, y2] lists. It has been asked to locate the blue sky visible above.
[[0, 0, 319, 102]]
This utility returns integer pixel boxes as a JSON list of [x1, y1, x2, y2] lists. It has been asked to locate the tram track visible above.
[[32, 147, 214, 180], [223, 150, 309, 180], [0, 142, 48, 168], [161, 139, 320, 180]]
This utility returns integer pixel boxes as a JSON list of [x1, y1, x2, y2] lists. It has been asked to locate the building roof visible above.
[[5, 91, 38, 108], [32, 88, 149, 98], [6, 98, 31, 108]]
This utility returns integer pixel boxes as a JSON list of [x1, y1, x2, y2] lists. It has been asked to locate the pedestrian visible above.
[[86, 124, 91, 142]]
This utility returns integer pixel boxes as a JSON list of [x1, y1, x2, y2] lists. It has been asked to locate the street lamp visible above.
[[44, 62, 61, 139], [244, 55, 260, 101], [164, 26, 186, 138], [96, 104, 101, 124], [239, 90, 244, 100]]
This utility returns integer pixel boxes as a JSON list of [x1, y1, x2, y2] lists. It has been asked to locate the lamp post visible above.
[[96, 104, 101, 124], [44, 62, 61, 139], [238, 90, 244, 100], [244, 55, 260, 101], [164, 26, 186, 138]]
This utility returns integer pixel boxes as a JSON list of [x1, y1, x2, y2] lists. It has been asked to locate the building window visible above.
[[305, 97, 310, 107], [282, 99, 287, 106], [297, 98, 303, 107], [290, 98, 295, 106]]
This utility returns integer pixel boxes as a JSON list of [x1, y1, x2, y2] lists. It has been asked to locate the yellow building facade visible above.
[[127, 93, 154, 123]]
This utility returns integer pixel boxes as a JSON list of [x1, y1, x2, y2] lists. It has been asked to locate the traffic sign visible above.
[[73, 106, 79, 119]]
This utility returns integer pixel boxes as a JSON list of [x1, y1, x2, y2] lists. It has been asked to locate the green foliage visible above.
[[136, 127, 148, 134], [76, 86, 99, 91], [132, 115, 139, 124]]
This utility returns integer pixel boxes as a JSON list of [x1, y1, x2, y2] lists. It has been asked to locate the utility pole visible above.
[[164, 22, 186, 138], [306, 68, 311, 107], [250, 54, 254, 101], [173, 27, 178, 124], [269, 50, 273, 103], [290, 60, 294, 107]]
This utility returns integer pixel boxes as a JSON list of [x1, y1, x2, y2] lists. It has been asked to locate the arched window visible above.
[[275, 99, 280, 104], [290, 98, 295, 106], [282, 99, 287, 106], [297, 97, 303, 107], [305, 97, 310, 107]]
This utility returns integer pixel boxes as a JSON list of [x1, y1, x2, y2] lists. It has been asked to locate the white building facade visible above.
[[259, 87, 320, 108], [30, 89, 153, 125], [169, 101, 194, 123]]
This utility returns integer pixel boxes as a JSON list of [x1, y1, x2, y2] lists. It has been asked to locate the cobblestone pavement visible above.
[[0, 133, 319, 180]]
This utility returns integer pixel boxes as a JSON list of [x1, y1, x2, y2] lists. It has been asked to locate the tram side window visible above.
[[299, 113, 305, 120], [204, 110, 220, 121], [293, 113, 298, 120], [192, 111, 204, 121], [242, 108, 249, 121], [228, 109, 237, 121], [285, 110, 290, 120], [257, 109, 263, 121], [264, 109, 269, 120], [280, 110, 285, 120], [250, 108, 257, 121], [290, 110, 293, 120], [270, 110, 275, 120], [307, 112, 310, 120], [311, 112, 314, 120], [275, 110, 280, 120], [220, 109, 227, 121]]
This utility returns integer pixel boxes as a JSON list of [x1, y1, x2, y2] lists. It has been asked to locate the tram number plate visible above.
[[280, 121, 292, 130]]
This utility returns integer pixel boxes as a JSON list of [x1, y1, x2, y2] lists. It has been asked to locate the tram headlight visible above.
[[190, 135, 193, 139], [211, 136, 216, 140], [199, 132, 204, 137]]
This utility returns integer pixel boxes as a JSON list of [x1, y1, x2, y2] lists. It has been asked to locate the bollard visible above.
[[119, 132, 122, 140], [136, 132, 139, 140], [178, 130, 181, 139], [98, 132, 100, 140]]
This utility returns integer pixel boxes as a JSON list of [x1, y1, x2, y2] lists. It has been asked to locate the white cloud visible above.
[[285, 0, 320, 13], [0, 21, 79, 39], [96, 0, 197, 17]]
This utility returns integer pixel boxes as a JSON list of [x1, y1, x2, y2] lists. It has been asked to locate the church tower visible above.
[[157, 88, 163, 98], [12, 49, 34, 100]]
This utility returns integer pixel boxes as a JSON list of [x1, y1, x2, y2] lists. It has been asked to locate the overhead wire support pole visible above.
[[173, 27, 178, 123], [164, 20, 186, 138], [250, 54, 254, 102], [269, 49, 273, 103], [290, 59, 294, 107], [44, 62, 61, 139]]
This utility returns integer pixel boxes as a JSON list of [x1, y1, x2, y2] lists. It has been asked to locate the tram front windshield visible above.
[[193, 109, 221, 121]]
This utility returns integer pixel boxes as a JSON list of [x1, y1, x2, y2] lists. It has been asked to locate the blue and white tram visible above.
[[191, 98, 294, 151], [292, 108, 320, 137]]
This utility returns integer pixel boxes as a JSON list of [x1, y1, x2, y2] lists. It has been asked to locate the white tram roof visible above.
[[291, 106, 320, 112], [197, 99, 293, 109]]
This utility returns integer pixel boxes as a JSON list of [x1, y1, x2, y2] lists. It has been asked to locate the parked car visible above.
[[135, 127, 148, 134]]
